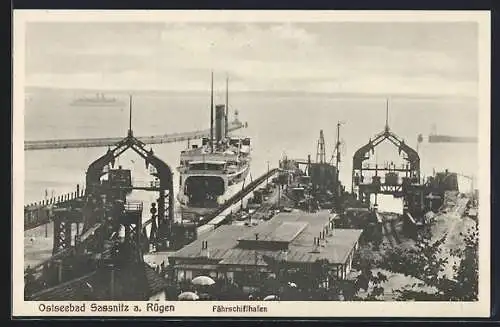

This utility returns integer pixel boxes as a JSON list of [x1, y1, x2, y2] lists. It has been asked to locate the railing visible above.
[[24, 185, 85, 230], [124, 201, 143, 212], [131, 179, 161, 189], [204, 168, 280, 225]]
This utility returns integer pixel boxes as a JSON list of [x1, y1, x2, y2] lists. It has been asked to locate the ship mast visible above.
[[225, 75, 229, 138], [385, 98, 390, 132], [335, 121, 341, 169], [128, 94, 133, 137], [210, 71, 214, 153]]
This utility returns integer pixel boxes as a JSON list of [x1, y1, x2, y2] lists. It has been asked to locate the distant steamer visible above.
[[71, 93, 124, 107]]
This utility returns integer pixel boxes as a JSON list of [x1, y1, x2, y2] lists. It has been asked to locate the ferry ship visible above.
[[176, 74, 251, 223], [70, 93, 124, 107]]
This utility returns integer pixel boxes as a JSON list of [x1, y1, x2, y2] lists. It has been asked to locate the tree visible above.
[[378, 221, 479, 301]]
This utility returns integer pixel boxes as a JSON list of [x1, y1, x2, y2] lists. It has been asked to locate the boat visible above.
[[176, 74, 251, 224], [70, 93, 125, 107]]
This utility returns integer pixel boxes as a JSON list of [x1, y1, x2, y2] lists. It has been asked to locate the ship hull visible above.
[[177, 163, 251, 223]]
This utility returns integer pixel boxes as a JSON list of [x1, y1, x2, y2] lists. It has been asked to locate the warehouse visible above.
[[169, 211, 363, 290]]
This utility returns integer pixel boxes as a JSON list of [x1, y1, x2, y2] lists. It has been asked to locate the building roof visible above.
[[171, 211, 363, 266], [29, 262, 169, 301], [238, 221, 308, 243]]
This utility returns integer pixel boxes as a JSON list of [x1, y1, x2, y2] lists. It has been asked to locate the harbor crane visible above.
[[330, 121, 345, 170]]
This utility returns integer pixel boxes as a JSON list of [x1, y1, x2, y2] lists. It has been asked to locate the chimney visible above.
[[201, 241, 210, 258], [311, 237, 320, 253]]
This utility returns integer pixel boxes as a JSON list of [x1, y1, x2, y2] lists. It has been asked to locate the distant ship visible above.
[[70, 93, 124, 107], [176, 74, 251, 224]]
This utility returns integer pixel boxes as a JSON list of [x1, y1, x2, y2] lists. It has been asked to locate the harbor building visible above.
[[169, 212, 363, 291]]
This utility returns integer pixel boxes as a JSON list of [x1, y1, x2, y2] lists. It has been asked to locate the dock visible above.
[[24, 185, 85, 231], [24, 121, 245, 151]]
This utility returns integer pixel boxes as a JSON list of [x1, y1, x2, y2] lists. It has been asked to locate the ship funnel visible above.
[[215, 104, 226, 143]]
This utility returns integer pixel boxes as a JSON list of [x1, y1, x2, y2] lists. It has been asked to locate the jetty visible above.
[[25, 121, 246, 151]]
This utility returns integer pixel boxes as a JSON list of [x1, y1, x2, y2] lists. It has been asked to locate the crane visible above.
[[316, 130, 326, 163], [330, 121, 345, 169]]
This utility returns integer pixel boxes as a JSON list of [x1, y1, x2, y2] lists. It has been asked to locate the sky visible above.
[[25, 21, 479, 97]]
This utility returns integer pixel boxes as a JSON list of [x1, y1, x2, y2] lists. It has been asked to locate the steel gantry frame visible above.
[[351, 101, 421, 206]]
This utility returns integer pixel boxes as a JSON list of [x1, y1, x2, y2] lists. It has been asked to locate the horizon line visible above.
[[25, 85, 477, 100]]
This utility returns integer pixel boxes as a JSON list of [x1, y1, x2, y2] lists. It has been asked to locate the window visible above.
[[185, 270, 193, 280]]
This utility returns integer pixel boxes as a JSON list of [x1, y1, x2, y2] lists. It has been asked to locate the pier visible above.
[[24, 185, 85, 231], [24, 121, 245, 151]]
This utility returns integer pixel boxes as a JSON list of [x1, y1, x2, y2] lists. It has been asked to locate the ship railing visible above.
[[183, 170, 226, 176], [132, 179, 161, 189], [180, 153, 239, 161], [125, 201, 143, 213]]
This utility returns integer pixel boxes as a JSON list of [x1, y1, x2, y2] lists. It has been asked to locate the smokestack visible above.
[[210, 72, 214, 153], [215, 104, 225, 142], [225, 76, 229, 137], [201, 240, 210, 258]]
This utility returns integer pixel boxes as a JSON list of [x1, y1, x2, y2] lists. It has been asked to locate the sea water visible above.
[[24, 89, 479, 215]]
